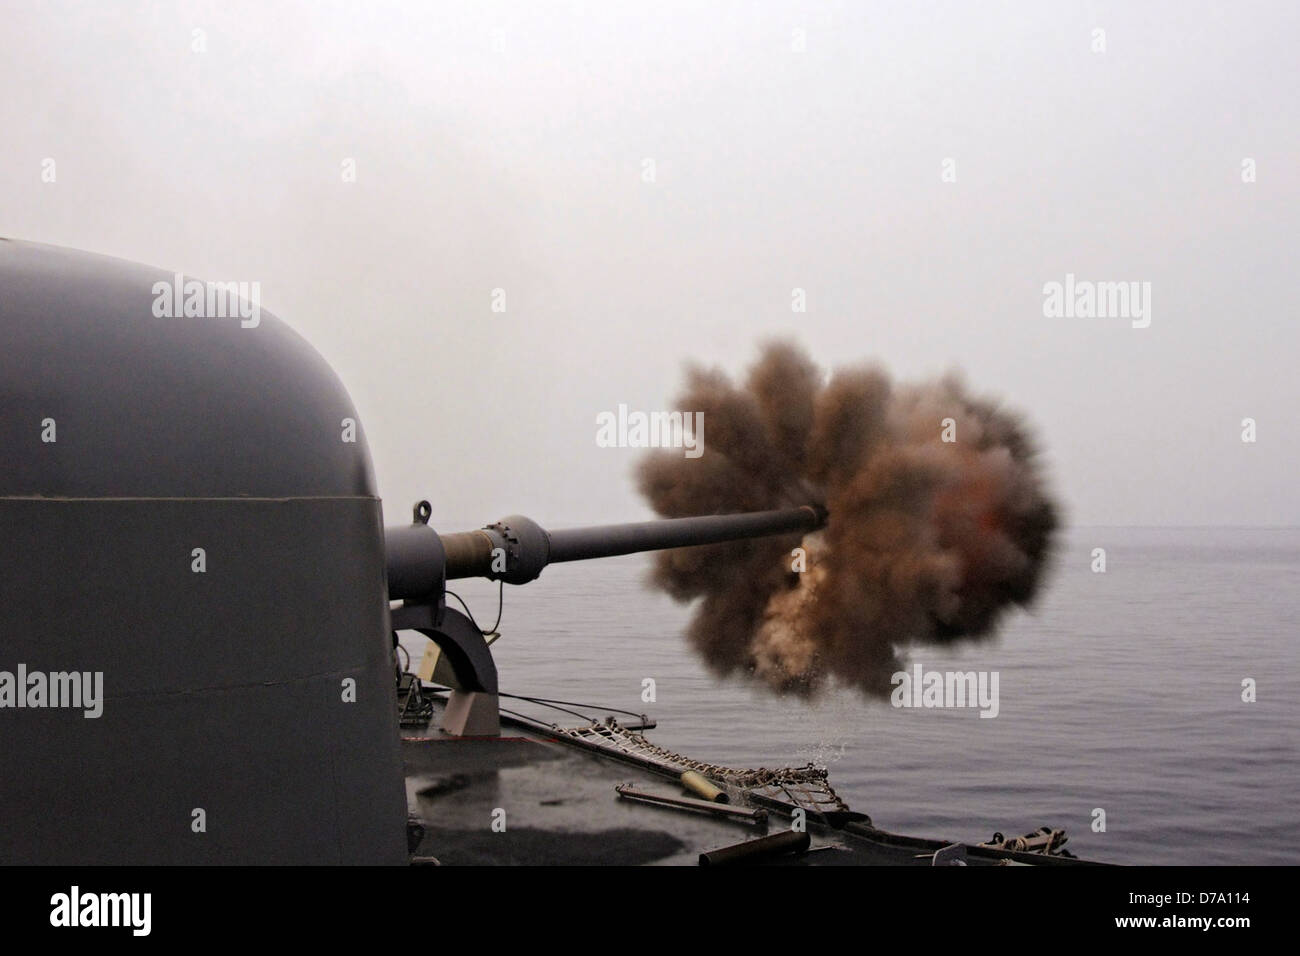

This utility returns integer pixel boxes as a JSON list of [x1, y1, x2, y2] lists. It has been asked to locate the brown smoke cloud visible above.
[[638, 341, 1058, 698]]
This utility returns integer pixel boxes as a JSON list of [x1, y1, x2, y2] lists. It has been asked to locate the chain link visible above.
[[558, 718, 851, 814]]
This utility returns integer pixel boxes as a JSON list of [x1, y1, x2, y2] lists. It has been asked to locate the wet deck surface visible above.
[[403, 730, 942, 866]]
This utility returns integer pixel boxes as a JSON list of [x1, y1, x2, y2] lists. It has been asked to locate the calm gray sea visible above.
[[412, 526, 1299, 865]]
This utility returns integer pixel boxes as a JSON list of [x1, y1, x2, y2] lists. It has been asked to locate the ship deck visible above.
[[403, 700, 1102, 866]]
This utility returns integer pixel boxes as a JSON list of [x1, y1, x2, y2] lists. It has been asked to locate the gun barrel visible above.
[[387, 504, 825, 599], [545, 506, 825, 564]]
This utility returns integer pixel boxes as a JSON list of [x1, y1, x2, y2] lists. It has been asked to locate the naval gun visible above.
[[384, 503, 826, 735], [0, 242, 1096, 868], [0, 238, 830, 864]]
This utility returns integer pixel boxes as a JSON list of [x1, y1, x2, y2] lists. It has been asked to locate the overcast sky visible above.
[[4, 1, 1296, 527]]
